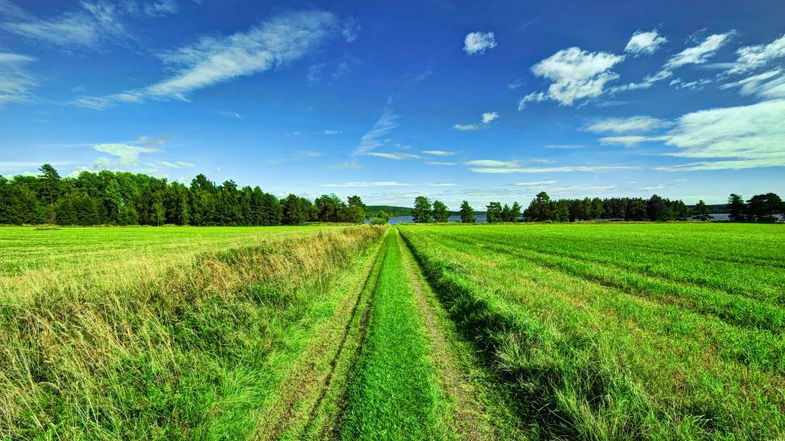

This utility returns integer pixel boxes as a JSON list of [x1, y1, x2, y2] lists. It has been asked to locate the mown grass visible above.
[[400, 223, 785, 441], [0, 225, 385, 440], [339, 229, 453, 440]]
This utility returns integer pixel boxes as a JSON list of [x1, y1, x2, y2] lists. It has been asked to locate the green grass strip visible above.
[[338, 229, 453, 440]]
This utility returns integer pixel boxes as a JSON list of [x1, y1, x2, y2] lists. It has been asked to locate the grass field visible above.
[[1, 223, 784, 440]]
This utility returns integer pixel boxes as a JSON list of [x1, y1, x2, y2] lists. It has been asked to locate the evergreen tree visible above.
[[727, 194, 746, 222], [692, 200, 712, 221], [486, 202, 502, 223], [459, 200, 475, 223]]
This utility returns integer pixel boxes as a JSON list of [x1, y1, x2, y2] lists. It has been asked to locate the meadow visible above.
[[1, 222, 783, 440]]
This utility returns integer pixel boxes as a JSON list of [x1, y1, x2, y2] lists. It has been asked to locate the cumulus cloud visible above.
[[519, 47, 625, 107], [0, 52, 35, 105], [585, 116, 671, 133], [624, 30, 667, 55], [727, 33, 785, 74], [75, 11, 345, 108], [463, 31, 497, 55], [481, 111, 499, 124], [93, 143, 161, 165], [454, 111, 499, 130]]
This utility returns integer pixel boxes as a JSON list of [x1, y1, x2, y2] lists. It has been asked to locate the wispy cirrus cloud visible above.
[[364, 152, 419, 160], [0, 52, 35, 105], [322, 181, 455, 187], [464, 159, 520, 168], [613, 32, 734, 92], [585, 115, 671, 133], [515, 180, 558, 186], [421, 150, 455, 156], [470, 165, 637, 174], [354, 98, 399, 154], [0, 1, 130, 50], [75, 10, 350, 109]]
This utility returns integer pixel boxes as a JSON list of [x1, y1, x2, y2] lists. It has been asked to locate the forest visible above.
[[0, 164, 367, 226]]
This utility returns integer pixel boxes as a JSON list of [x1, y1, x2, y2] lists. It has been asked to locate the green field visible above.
[[1, 223, 784, 440]]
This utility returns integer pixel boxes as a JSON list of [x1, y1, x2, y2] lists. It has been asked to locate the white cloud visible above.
[[464, 159, 520, 168], [426, 161, 456, 166], [75, 11, 344, 108], [721, 69, 785, 99], [599, 135, 659, 147], [93, 143, 161, 165], [364, 152, 419, 160], [421, 150, 454, 156], [519, 47, 624, 107], [0, 52, 35, 105], [322, 129, 342, 135], [323, 181, 411, 187], [470, 165, 636, 174], [156, 160, 195, 168], [1, 1, 129, 50], [481, 111, 499, 124], [544, 144, 585, 149], [217, 110, 243, 120], [322, 181, 455, 187], [612, 32, 734, 93], [727, 33, 785, 74], [463, 31, 497, 55], [354, 99, 399, 154], [454, 111, 499, 130], [624, 30, 667, 55], [585, 116, 670, 133], [665, 32, 733, 70], [658, 99, 785, 170], [515, 180, 558, 186]]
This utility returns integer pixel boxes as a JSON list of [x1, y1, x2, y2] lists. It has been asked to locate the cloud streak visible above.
[[75, 10, 346, 108]]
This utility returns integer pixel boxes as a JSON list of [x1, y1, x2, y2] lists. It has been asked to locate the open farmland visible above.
[[399, 223, 785, 440], [1, 223, 784, 440]]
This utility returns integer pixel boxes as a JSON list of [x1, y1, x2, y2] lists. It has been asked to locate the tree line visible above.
[[410, 191, 784, 223], [0, 164, 367, 226]]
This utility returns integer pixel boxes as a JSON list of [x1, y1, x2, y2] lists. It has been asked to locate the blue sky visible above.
[[1, 0, 784, 207]]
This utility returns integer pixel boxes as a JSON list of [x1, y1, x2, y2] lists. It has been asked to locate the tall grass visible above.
[[400, 224, 785, 440], [0, 226, 385, 439]]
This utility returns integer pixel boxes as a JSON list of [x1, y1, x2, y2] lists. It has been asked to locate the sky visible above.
[[1, 0, 784, 207]]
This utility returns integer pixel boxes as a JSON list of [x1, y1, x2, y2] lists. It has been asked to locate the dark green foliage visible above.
[[459, 200, 475, 223], [523, 192, 699, 222], [432, 200, 449, 222], [728, 194, 746, 222], [0, 165, 353, 227], [486, 202, 502, 223], [692, 200, 712, 221], [412, 196, 433, 223]]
